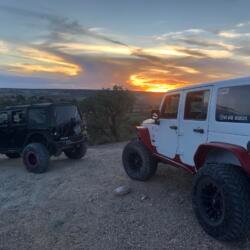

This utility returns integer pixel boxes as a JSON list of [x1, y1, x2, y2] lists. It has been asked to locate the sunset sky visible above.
[[1, 0, 250, 92]]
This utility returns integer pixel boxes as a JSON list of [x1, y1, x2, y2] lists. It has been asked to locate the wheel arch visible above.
[[194, 142, 250, 175], [24, 133, 49, 147], [136, 126, 156, 153]]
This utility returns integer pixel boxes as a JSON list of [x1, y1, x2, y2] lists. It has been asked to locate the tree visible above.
[[79, 85, 135, 143], [16, 94, 26, 104]]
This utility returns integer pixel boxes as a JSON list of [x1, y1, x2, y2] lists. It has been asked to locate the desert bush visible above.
[[78, 85, 136, 144]]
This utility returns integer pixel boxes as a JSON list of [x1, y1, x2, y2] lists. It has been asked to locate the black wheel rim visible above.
[[128, 152, 143, 172], [27, 152, 38, 168], [197, 178, 225, 226]]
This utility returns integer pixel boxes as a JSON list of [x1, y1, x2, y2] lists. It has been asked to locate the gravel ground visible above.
[[0, 142, 250, 250]]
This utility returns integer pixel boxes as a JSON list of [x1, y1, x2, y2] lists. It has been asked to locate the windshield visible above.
[[54, 105, 81, 125]]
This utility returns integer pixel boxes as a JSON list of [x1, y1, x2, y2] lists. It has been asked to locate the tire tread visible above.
[[193, 163, 250, 241], [122, 140, 157, 181]]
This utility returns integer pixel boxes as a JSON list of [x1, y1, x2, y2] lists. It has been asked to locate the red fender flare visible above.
[[136, 126, 156, 153], [194, 142, 250, 175]]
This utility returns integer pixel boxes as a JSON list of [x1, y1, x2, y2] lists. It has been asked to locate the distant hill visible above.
[[0, 88, 98, 100], [0, 88, 164, 112]]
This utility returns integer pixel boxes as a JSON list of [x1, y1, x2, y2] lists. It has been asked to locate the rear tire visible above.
[[122, 140, 157, 181], [5, 152, 20, 159], [22, 143, 50, 173], [64, 142, 87, 159], [192, 163, 250, 241]]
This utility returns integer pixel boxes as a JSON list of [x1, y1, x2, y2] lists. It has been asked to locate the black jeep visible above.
[[0, 103, 87, 173]]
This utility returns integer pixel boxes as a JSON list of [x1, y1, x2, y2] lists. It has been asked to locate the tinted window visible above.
[[12, 110, 26, 124], [184, 90, 210, 120], [29, 109, 48, 127], [0, 112, 8, 126], [216, 85, 250, 123], [55, 105, 81, 125], [161, 94, 180, 119]]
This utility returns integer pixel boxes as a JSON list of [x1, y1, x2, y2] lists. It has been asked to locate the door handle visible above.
[[169, 125, 178, 130], [193, 128, 204, 134]]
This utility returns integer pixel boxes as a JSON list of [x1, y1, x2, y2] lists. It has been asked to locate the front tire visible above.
[[122, 140, 157, 181], [192, 163, 250, 241], [22, 143, 50, 173], [64, 142, 87, 159]]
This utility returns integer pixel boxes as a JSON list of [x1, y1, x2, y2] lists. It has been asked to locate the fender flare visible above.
[[136, 126, 156, 153], [24, 132, 49, 148], [194, 142, 250, 175]]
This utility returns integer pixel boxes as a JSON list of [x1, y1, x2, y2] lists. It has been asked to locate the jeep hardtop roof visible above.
[[0, 102, 76, 111], [166, 76, 250, 94]]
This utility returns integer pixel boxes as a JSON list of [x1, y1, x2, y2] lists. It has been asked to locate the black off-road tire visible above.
[[22, 143, 50, 173], [192, 163, 250, 241], [122, 140, 157, 181], [5, 152, 20, 159], [64, 142, 87, 159]]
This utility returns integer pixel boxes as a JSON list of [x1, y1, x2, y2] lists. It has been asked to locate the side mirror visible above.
[[151, 110, 160, 124]]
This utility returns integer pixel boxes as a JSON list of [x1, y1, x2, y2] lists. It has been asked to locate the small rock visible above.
[[114, 186, 131, 196], [89, 197, 94, 202], [140, 195, 148, 201], [178, 198, 184, 205], [52, 219, 65, 230]]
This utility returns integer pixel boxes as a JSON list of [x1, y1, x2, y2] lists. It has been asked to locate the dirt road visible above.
[[0, 142, 249, 250]]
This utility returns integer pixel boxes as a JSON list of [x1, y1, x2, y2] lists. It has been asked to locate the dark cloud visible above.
[[131, 48, 165, 64], [176, 38, 230, 50], [0, 5, 129, 47], [0, 5, 59, 22], [174, 48, 207, 58], [233, 47, 250, 55]]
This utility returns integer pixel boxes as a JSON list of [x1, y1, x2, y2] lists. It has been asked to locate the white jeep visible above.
[[123, 76, 250, 241]]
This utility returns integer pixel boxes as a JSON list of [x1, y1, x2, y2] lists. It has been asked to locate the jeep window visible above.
[[216, 85, 250, 123], [0, 112, 8, 126], [54, 105, 81, 125], [184, 90, 210, 120], [161, 94, 180, 119], [29, 109, 48, 127], [12, 110, 26, 124]]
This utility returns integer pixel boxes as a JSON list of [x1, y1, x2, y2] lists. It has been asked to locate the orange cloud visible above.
[[0, 45, 81, 76], [8, 63, 80, 76], [129, 73, 189, 92]]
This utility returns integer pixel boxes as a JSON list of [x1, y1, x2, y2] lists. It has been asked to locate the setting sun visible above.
[[129, 74, 186, 92]]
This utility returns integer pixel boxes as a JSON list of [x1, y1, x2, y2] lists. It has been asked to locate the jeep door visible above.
[[155, 92, 180, 158], [9, 109, 28, 149], [0, 111, 9, 150], [178, 87, 212, 166]]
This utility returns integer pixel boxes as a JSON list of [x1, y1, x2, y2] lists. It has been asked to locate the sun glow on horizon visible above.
[[129, 74, 188, 92]]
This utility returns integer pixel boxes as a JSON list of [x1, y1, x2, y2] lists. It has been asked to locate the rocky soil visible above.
[[0, 142, 249, 249]]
